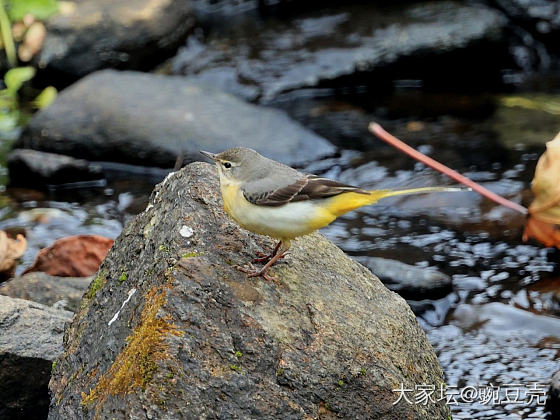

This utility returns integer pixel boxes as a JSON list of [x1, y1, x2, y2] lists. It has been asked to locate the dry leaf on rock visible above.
[[18, 22, 46, 62], [0, 231, 27, 277], [523, 131, 560, 248]]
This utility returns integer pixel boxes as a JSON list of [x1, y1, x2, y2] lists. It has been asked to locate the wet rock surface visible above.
[[0, 295, 72, 420], [7, 149, 103, 188], [0, 272, 92, 313], [17, 70, 335, 167], [363, 256, 452, 299], [49, 162, 449, 419], [172, 1, 508, 101], [38, 0, 196, 80]]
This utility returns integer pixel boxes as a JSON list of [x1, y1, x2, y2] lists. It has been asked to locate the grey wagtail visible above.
[[201, 147, 461, 281]]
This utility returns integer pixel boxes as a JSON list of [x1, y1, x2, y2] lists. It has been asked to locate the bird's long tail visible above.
[[369, 186, 466, 202], [325, 186, 467, 217]]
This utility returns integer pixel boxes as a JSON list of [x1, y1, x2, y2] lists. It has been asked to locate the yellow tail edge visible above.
[[370, 186, 469, 203], [325, 186, 469, 218]]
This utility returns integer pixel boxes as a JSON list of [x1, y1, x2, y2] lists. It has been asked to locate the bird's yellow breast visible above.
[[220, 181, 239, 217]]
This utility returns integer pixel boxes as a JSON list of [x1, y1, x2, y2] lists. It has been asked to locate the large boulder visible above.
[[38, 0, 196, 79], [17, 70, 335, 168], [49, 162, 449, 419], [172, 1, 508, 101], [0, 296, 73, 420]]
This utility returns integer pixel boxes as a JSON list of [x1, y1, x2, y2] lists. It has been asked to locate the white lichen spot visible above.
[[108, 288, 137, 326], [180, 225, 194, 238], [154, 171, 176, 201], [161, 171, 175, 187]]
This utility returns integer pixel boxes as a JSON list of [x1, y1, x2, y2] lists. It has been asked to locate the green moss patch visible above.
[[86, 270, 107, 300], [81, 283, 183, 416]]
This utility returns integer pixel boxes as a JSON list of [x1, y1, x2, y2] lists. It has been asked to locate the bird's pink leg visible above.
[[237, 241, 291, 281], [252, 241, 284, 263]]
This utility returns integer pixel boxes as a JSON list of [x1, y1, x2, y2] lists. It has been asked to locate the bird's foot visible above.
[[235, 262, 276, 282], [252, 241, 283, 263], [252, 251, 287, 264]]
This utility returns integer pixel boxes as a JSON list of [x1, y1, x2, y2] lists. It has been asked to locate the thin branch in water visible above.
[[368, 122, 528, 215]]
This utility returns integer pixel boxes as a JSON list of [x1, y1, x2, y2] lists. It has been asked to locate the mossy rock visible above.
[[49, 163, 450, 419]]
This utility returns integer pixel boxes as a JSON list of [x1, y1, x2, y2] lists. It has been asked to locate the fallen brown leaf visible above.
[[23, 234, 113, 277]]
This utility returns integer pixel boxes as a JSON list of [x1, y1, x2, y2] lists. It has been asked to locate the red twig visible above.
[[368, 122, 528, 215]]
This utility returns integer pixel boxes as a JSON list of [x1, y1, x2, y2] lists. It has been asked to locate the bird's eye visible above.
[[223, 162, 232, 169]]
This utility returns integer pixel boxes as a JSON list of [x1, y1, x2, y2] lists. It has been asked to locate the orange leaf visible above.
[[528, 131, 560, 223], [522, 217, 560, 248], [524, 131, 560, 248]]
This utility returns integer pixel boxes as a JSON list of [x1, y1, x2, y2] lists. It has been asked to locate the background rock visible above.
[[23, 234, 114, 278], [17, 70, 335, 168], [493, 0, 560, 47], [38, 0, 196, 80], [49, 162, 449, 419], [7, 149, 103, 188], [172, 1, 508, 101], [0, 296, 72, 420], [0, 272, 92, 312]]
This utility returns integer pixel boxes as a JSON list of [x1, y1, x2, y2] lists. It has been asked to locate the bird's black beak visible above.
[[200, 150, 217, 161]]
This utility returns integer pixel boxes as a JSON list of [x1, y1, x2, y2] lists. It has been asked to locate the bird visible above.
[[201, 147, 462, 281]]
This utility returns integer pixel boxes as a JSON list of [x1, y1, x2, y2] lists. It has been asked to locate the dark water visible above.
[[1, 89, 559, 419]]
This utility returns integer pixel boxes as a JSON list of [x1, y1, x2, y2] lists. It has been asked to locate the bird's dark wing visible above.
[[243, 174, 369, 207]]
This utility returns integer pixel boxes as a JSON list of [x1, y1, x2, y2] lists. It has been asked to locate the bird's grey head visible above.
[[200, 147, 270, 183]]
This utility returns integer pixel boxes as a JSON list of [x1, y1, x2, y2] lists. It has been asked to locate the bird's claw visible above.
[[251, 251, 270, 263], [235, 262, 276, 282], [252, 251, 287, 264]]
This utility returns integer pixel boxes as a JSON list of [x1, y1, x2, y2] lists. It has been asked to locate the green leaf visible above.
[[7, 0, 59, 21], [33, 85, 57, 109], [0, 0, 16, 67], [4, 66, 35, 95]]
